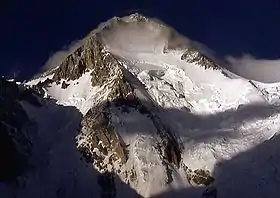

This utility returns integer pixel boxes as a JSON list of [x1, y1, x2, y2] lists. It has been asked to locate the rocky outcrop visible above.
[[76, 102, 127, 171], [189, 169, 214, 186], [49, 32, 123, 88], [181, 47, 220, 70], [181, 162, 214, 187], [50, 34, 110, 85], [31, 77, 53, 96], [61, 80, 70, 89], [52, 47, 86, 82]]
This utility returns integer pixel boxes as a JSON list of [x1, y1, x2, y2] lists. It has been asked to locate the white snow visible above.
[[26, 73, 54, 86], [251, 80, 280, 105], [46, 72, 101, 115], [102, 22, 265, 114]]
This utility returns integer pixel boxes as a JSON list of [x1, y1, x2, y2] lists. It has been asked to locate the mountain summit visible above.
[[1, 13, 280, 198]]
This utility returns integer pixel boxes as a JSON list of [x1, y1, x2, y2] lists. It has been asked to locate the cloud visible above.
[[41, 14, 219, 73], [41, 14, 280, 84], [226, 54, 280, 83], [100, 15, 219, 64], [42, 40, 83, 70]]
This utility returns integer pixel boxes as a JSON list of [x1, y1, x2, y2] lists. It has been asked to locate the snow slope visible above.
[[100, 16, 280, 196]]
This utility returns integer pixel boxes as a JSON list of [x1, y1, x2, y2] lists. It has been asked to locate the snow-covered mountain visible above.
[[2, 13, 280, 198]]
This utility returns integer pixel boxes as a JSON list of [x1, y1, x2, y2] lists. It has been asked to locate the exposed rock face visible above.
[[52, 47, 86, 82], [181, 47, 220, 70], [189, 169, 215, 186], [77, 102, 127, 171], [0, 78, 39, 180], [48, 33, 124, 88], [50, 35, 109, 85], [61, 80, 70, 89], [181, 162, 214, 187], [31, 77, 53, 96], [86, 38, 125, 88]]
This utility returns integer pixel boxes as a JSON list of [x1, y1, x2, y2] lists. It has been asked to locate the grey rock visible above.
[[181, 47, 220, 70]]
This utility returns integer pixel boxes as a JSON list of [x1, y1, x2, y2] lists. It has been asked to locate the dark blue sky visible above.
[[1, 0, 280, 79]]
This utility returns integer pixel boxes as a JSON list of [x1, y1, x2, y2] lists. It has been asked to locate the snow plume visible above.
[[100, 15, 218, 62], [101, 19, 171, 53], [42, 40, 83, 70], [41, 14, 218, 71], [226, 54, 280, 83]]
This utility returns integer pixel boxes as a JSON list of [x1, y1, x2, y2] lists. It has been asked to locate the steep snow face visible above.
[[251, 80, 280, 105], [100, 20, 264, 114], [26, 72, 100, 115], [45, 72, 103, 115]]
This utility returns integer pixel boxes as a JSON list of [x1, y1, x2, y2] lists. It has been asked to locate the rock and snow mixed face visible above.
[[2, 13, 280, 198]]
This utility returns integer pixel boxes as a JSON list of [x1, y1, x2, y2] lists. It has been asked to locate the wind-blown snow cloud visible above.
[[41, 14, 280, 84], [226, 54, 280, 83], [42, 15, 218, 72], [101, 16, 218, 61], [42, 40, 83, 70]]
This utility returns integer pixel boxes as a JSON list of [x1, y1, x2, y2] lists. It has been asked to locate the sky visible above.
[[1, 0, 280, 80]]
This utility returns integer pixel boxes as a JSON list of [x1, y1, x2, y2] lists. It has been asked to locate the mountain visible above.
[[1, 13, 280, 198]]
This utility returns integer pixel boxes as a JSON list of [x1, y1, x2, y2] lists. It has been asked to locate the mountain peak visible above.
[[122, 12, 150, 22], [39, 12, 221, 86], [3, 13, 280, 198]]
